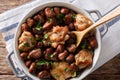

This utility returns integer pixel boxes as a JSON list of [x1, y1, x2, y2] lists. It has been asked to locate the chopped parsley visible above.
[[36, 22, 42, 31], [73, 71, 77, 77], [83, 57, 88, 61], [57, 13, 65, 23], [64, 67, 69, 72], [54, 73, 60, 78], [81, 42, 88, 49], [49, 54, 54, 58], [48, 18, 52, 22], [72, 13, 76, 19], [36, 60, 54, 66], [27, 55, 30, 59], [43, 34, 48, 39], [23, 42, 30, 47]]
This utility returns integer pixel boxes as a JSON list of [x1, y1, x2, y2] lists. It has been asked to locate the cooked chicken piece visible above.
[[75, 50, 93, 69], [50, 62, 75, 80], [18, 31, 36, 51], [74, 14, 93, 31], [49, 26, 69, 42]]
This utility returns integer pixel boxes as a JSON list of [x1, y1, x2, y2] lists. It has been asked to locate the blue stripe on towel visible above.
[[0, 23, 18, 33], [5, 34, 14, 41]]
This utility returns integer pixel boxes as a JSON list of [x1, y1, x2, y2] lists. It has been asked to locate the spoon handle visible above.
[[85, 5, 120, 32]]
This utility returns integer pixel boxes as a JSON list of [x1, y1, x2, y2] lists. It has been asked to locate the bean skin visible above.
[[27, 18, 34, 27], [54, 7, 60, 15], [38, 70, 51, 79], [58, 50, 68, 60], [43, 21, 52, 30], [61, 7, 69, 14], [20, 52, 28, 60], [43, 63, 50, 70], [33, 14, 44, 23], [29, 62, 36, 73], [25, 60, 32, 68], [29, 49, 42, 59], [45, 7, 56, 18], [67, 44, 76, 53], [44, 48, 54, 60], [66, 54, 75, 63], [56, 45, 64, 53], [64, 13, 72, 24], [21, 23, 29, 31]]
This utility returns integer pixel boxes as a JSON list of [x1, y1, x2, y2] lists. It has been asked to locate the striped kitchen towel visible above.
[[0, 0, 120, 80]]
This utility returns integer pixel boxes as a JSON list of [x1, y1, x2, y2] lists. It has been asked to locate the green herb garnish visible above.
[[43, 34, 48, 40], [81, 42, 88, 49], [48, 18, 52, 22], [36, 22, 42, 31], [23, 42, 30, 47], [72, 13, 76, 19], [73, 71, 77, 77], [57, 13, 65, 23], [64, 68, 69, 72], [36, 60, 49, 65], [50, 54, 54, 58], [27, 55, 30, 59], [83, 57, 88, 61], [54, 73, 60, 78], [36, 60, 54, 66]]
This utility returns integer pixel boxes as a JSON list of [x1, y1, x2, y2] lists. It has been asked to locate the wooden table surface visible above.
[[0, 0, 120, 80]]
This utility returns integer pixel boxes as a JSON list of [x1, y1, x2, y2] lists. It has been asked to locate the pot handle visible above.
[[7, 52, 26, 78], [87, 10, 108, 37]]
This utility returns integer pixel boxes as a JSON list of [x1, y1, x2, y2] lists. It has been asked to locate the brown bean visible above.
[[37, 42, 43, 48], [33, 15, 44, 23], [61, 7, 69, 14], [29, 62, 36, 73], [29, 49, 42, 59], [54, 7, 60, 15], [20, 52, 28, 60], [38, 70, 51, 79], [51, 52, 59, 61], [43, 63, 50, 70], [43, 21, 52, 30], [51, 18, 58, 26], [21, 23, 29, 31], [89, 37, 97, 48], [39, 10, 45, 18], [27, 18, 34, 27], [64, 13, 72, 24], [42, 40, 51, 47], [67, 44, 76, 53], [45, 48, 54, 60], [58, 50, 68, 60], [68, 23, 75, 31], [66, 54, 75, 63], [25, 60, 32, 67], [56, 45, 64, 53], [45, 7, 55, 18]]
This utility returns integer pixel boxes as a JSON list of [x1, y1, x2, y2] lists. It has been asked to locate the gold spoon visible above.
[[72, 5, 120, 47]]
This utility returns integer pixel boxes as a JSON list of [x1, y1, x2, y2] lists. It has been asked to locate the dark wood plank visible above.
[[0, 75, 19, 80]]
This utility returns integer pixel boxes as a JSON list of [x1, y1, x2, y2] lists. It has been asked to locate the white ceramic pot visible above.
[[14, 1, 102, 80]]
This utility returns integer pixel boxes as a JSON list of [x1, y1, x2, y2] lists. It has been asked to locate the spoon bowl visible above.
[[73, 5, 120, 47]]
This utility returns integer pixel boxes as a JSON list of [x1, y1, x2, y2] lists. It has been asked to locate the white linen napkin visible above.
[[0, 0, 120, 79]]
